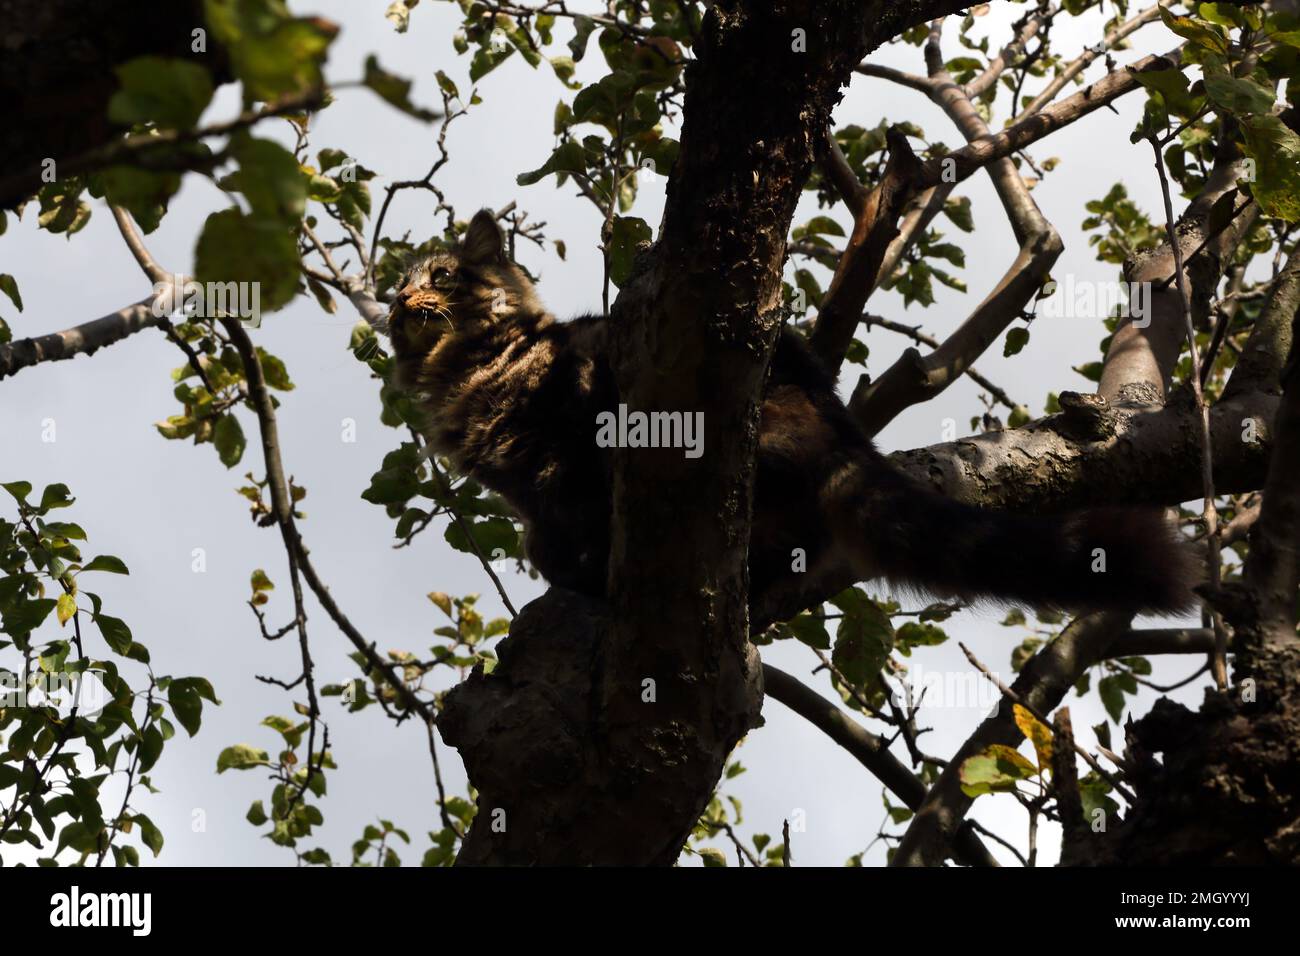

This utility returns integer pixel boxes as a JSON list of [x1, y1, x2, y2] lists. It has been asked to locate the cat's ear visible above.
[[462, 208, 506, 265]]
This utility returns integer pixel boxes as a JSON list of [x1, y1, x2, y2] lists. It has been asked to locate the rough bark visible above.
[[0, 299, 161, 380], [1070, 277, 1300, 866], [441, 0, 976, 866], [0, 0, 220, 210], [850, 21, 1063, 435], [887, 388, 1276, 512]]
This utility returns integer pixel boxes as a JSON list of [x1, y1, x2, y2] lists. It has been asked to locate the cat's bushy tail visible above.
[[848, 465, 1199, 615]]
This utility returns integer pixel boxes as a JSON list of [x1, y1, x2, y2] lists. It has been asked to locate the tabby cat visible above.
[[385, 209, 1196, 616]]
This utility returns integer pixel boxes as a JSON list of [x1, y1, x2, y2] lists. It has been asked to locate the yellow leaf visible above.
[[428, 591, 453, 617], [56, 592, 77, 626], [1014, 703, 1054, 772]]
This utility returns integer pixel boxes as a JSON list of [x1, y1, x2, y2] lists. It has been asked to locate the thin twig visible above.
[[958, 642, 1137, 803], [1148, 135, 1227, 689]]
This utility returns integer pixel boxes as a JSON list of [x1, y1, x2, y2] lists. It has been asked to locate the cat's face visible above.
[[386, 209, 541, 360]]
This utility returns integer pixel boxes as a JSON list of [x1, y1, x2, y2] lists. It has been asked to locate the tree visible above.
[[1, 0, 1298, 867]]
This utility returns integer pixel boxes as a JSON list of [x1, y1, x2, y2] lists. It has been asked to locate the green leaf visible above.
[[443, 516, 519, 560], [1098, 674, 1128, 723], [1132, 66, 1192, 108], [959, 743, 1038, 797], [96, 614, 134, 655], [831, 593, 894, 687], [168, 680, 204, 737], [109, 56, 214, 129], [895, 621, 948, 653], [832, 606, 894, 686], [1157, 6, 1230, 55], [81, 555, 130, 575], [195, 208, 301, 311], [569, 15, 598, 61], [798, 215, 846, 238], [317, 148, 348, 172], [470, 42, 514, 82], [207, 4, 337, 102], [362, 447, 421, 506], [257, 348, 295, 390], [3, 598, 56, 635], [516, 140, 589, 187], [1204, 73, 1275, 116], [246, 800, 268, 825], [1003, 326, 1031, 357], [698, 847, 728, 867], [37, 179, 92, 236], [1241, 115, 1300, 222], [138, 724, 164, 773], [56, 820, 99, 855], [608, 216, 652, 287], [221, 136, 307, 225], [0, 274, 23, 312], [217, 744, 271, 773], [363, 55, 439, 122], [213, 414, 247, 468], [385, 0, 420, 33], [943, 196, 974, 232], [782, 613, 831, 650], [1073, 361, 1103, 382], [101, 161, 189, 235], [1, 480, 32, 504], [334, 175, 373, 232], [135, 813, 164, 856], [39, 483, 74, 510]]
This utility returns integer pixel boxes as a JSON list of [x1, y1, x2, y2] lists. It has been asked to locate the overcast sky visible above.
[[2, 0, 1211, 866]]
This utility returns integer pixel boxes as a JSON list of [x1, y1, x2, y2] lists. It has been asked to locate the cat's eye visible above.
[[430, 267, 455, 289]]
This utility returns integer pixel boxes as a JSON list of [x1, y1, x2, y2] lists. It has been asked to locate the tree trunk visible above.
[[441, 0, 970, 866], [0, 0, 219, 210]]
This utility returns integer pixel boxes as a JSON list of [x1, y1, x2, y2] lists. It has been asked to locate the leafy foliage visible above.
[[0, 483, 214, 865]]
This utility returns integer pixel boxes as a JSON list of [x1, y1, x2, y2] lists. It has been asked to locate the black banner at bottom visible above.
[[3, 865, 1292, 941]]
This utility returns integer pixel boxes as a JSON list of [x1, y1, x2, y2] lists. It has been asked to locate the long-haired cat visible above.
[[385, 209, 1197, 618]]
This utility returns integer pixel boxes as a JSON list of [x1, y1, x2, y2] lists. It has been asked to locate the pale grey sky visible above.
[[2, 1, 1210, 866]]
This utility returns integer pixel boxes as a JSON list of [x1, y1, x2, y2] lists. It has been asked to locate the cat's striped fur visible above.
[[386, 209, 1197, 615]]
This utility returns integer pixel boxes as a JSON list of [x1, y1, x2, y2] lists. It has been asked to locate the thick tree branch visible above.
[[887, 387, 1275, 512], [886, 115, 1260, 858], [1233, 298, 1300, 653], [860, 314, 1024, 414], [1223, 250, 1300, 400], [851, 23, 1062, 434], [1100, 154, 1258, 402], [1018, 3, 1164, 118], [965, 1, 1054, 99], [917, 48, 1185, 191], [0, 298, 163, 381], [809, 128, 924, 371]]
